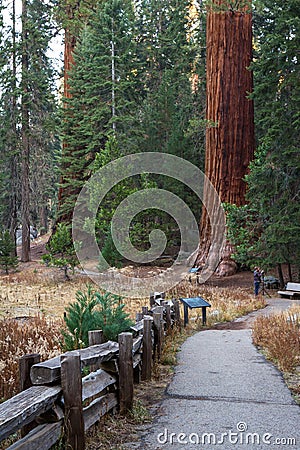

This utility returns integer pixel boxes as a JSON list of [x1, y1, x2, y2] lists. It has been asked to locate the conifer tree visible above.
[[0, 230, 19, 274], [42, 223, 77, 280], [224, 0, 300, 282], [58, 0, 141, 223], [0, 0, 59, 242]]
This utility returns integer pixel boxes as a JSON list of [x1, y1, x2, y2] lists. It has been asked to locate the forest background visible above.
[[0, 0, 299, 283]]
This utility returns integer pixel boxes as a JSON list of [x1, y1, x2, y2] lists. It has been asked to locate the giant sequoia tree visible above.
[[197, 0, 255, 273]]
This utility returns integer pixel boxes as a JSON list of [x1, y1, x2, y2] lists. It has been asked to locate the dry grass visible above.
[[0, 316, 63, 401], [169, 280, 266, 327], [252, 306, 300, 403], [252, 307, 300, 372]]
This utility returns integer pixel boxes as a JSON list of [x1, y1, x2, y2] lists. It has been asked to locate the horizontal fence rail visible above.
[[0, 293, 181, 449]]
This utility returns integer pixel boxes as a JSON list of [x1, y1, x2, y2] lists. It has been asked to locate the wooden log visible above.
[[0, 385, 61, 442], [130, 320, 144, 334], [88, 330, 104, 346], [151, 305, 164, 317], [82, 369, 116, 402], [132, 335, 143, 355], [133, 353, 142, 369], [19, 354, 40, 437], [136, 312, 143, 322], [100, 359, 119, 374], [7, 421, 62, 450], [118, 333, 133, 414], [31, 341, 119, 385], [83, 393, 118, 431], [141, 317, 152, 381], [60, 352, 85, 450]]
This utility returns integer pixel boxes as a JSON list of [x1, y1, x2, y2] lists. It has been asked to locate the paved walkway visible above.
[[140, 298, 300, 449]]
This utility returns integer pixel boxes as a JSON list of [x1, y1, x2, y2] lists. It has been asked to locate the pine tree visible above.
[[245, 0, 300, 281], [42, 223, 77, 279], [58, 0, 142, 223], [0, 0, 20, 240], [0, 230, 19, 274], [135, 0, 206, 235], [61, 285, 133, 350], [0, 0, 59, 242]]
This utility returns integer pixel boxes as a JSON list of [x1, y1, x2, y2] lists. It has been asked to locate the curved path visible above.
[[139, 297, 300, 449]]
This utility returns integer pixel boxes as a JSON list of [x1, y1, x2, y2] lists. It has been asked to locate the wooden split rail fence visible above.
[[0, 293, 181, 449]]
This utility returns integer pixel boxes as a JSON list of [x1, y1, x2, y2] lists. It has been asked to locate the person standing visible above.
[[253, 267, 262, 296]]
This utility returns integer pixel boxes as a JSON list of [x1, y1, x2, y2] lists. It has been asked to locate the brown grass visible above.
[[0, 316, 63, 401], [252, 307, 300, 372]]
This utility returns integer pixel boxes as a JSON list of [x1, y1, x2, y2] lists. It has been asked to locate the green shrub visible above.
[[62, 285, 133, 350], [0, 230, 18, 274], [42, 223, 77, 280]]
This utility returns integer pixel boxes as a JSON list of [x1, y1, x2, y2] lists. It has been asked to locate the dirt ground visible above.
[[14, 234, 257, 286], [0, 234, 281, 321]]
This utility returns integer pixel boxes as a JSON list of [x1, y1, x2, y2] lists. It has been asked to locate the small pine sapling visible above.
[[62, 285, 99, 350], [42, 223, 77, 280], [61, 285, 133, 350], [93, 291, 133, 341], [0, 230, 18, 274]]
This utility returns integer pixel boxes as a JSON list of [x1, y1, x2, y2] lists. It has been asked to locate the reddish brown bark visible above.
[[56, 26, 77, 225], [197, 2, 255, 273]]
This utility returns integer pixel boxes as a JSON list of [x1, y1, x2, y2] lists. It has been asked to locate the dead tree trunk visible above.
[[196, 1, 255, 275]]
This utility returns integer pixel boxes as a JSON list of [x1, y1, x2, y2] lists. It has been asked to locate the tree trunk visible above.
[[277, 263, 285, 288], [56, 18, 77, 225], [21, 0, 31, 262], [9, 0, 18, 256], [196, 1, 255, 274]]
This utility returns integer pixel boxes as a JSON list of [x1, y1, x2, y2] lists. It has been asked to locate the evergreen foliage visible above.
[[58, 0, 141, 222], [0, 0, 59, 234], [225, 0, 300, 280], [42, 223, 77, 279], [0, 230, 18, 274], [61, 285, 133, 350]]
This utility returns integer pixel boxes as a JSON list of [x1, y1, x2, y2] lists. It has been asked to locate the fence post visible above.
[[19, 353, 40, 437], [88, 330, 104, 372], [142, 306, 148, 316], [118, 332, 133, 414], [153, 312, 162, 361], [88, 330, 104, 346], [150, 293, 155, 307], [164, 304, 172, 332], [61, 352, 85, 450], [141, 317, 152, 381], [173, 299, 181, 330]]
